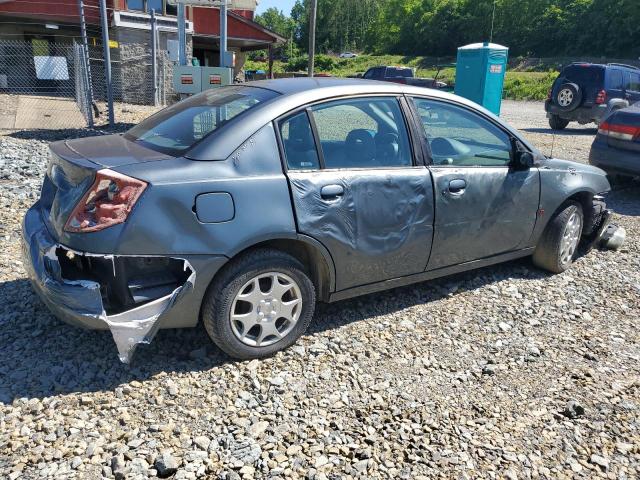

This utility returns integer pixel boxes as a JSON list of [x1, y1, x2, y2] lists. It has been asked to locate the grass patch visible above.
[[244, 55, 558, 101]]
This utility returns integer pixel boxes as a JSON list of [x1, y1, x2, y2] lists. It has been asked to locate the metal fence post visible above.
[[78, 44, 94, 128], [151, 9, 158, 106], [77, 0, 94, 127], [178, 3, 187, 66], [220, 0, 227, 67], [99, 0, 115, 126]]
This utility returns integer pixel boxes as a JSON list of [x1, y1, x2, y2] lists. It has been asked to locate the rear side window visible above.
[[629, 72, 640, 92], [562, 65, 604, 86], [310, 97, 413, 169], [609, 70, 624, 89], [125, 86, 278, 156], [279, 111, 320, 171]]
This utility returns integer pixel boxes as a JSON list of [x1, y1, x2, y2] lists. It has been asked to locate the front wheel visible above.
[[549, 114, 570, 130], [202, 249, 316, 359], [533, 202, 584, 273]]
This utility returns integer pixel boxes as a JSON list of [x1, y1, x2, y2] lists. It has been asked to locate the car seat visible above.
[[342, 129, 376, 168]]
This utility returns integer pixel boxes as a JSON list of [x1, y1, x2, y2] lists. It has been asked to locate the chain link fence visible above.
[[0, 38, 168, 131], [0, 40, 89, 130]]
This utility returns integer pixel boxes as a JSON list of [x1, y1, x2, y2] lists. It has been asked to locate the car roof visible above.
[[565, 62, 639, 72], [186, 78, 536, 161], [247, 77, 398, 95]]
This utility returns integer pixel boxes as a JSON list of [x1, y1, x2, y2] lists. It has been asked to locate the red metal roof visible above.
[[0, 1, 282, 44], [191, 7, 284, 43]]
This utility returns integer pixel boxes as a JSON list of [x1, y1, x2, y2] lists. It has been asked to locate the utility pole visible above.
[[308, 0, 317, 77], [151, 9, 158, 106], [77, 0, 94, 127], [220, 0, 228, 67], [99, 0, 114, 126], [489, 0, 497, 43], [177, 2, 187, 65]]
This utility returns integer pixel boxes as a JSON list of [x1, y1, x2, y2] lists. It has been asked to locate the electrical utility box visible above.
[[454, 42, 508, 115], [173, 66, 233, 95]]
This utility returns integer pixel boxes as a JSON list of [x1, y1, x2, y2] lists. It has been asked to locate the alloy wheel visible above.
[[557, 88, 574, 107], [559, 211, 582, 266], [230, 272, 302, 347]]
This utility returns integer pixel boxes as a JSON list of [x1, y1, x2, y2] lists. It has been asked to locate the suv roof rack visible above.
[[607, 63, 640, 70]]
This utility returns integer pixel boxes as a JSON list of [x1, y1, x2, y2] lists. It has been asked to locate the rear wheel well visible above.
[[218, 240, 333, 302]]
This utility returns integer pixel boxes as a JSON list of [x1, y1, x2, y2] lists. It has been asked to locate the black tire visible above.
[[548, 114, 569, 130], [532, 201, 584, 274], [556, 83, 582, 112], [201, 248, 316, 359]]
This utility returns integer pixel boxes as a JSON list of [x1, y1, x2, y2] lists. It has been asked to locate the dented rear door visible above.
[[288, 169, 434, 291], [280, 96, 435, 292]]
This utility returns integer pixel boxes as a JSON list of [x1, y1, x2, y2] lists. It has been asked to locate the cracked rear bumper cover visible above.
[[22, 205, 225, 363]]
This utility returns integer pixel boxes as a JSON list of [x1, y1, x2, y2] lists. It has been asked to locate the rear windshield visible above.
[[125, 86, 279, 156], [561, 65, 605, 86], [387, 67, 413, 78]]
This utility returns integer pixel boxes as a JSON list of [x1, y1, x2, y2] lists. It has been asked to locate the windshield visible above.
[[125, 86, 279, 156]]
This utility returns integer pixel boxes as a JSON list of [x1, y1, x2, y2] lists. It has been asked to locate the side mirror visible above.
[[515, 150, 535, 170], [512, 139, 535, 170]]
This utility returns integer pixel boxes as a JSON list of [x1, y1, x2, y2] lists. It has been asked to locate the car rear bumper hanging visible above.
[[22, 205, 197, 363]]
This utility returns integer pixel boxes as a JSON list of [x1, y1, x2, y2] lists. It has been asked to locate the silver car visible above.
[[23, 78, 615, 362]]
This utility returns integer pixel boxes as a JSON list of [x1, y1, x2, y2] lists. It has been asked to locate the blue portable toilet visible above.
[[455, 42, 509, 115]]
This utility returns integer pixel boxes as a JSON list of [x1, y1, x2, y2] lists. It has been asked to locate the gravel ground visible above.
[[1, 101, 639, 479]]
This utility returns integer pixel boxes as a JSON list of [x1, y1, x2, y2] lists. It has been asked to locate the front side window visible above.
[[125, 86, 278, 156], [412, 98, 512, 167], [309, 97, 412, 169]]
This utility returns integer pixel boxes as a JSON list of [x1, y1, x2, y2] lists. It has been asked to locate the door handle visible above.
[[320, 184, 344, 200], [447, 179, 467, 195]]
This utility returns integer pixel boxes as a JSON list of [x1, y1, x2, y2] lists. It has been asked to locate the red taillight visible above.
[[64, 169, 147, 233], [598, 121, 640, 141], [596, 89, 607, 104]]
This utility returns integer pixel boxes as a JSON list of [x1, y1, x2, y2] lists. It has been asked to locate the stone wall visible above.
[[111, 27, 192, 105]]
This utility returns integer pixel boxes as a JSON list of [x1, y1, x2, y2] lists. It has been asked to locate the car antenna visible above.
[[550, 132, 556, 158]]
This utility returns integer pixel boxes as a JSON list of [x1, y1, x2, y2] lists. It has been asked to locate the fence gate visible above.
[[0, 39, 92, 130]]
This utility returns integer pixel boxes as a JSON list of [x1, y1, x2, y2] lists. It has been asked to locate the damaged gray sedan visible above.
[[23, 79, 622, 362]]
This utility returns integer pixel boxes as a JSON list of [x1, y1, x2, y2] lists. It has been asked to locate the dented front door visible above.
[[288, 169, 435, 291]]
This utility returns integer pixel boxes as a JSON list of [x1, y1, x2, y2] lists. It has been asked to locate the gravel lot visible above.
[[1, 101, 639, 480]]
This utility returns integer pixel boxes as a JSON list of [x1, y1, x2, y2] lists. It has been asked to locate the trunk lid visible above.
[[64, 134, 173, 168], [40, 135, 172, 238], [604, 107, 640, 153]]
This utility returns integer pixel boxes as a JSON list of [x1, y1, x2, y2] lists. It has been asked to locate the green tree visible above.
[[255, 7, 299, 58]]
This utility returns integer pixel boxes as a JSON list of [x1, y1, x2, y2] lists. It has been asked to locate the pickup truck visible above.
[[360, 65, 447, 89]]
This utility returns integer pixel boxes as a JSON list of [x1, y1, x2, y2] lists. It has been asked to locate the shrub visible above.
[[285, 54, 337, 72]]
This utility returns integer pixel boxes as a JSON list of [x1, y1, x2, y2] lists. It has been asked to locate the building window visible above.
[[147, 0, 163, 13], [126, 0, 176, 16], [127, 0, 144, 12]]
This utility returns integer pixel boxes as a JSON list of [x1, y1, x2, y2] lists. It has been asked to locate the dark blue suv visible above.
[[545, 63, 640, 130]]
